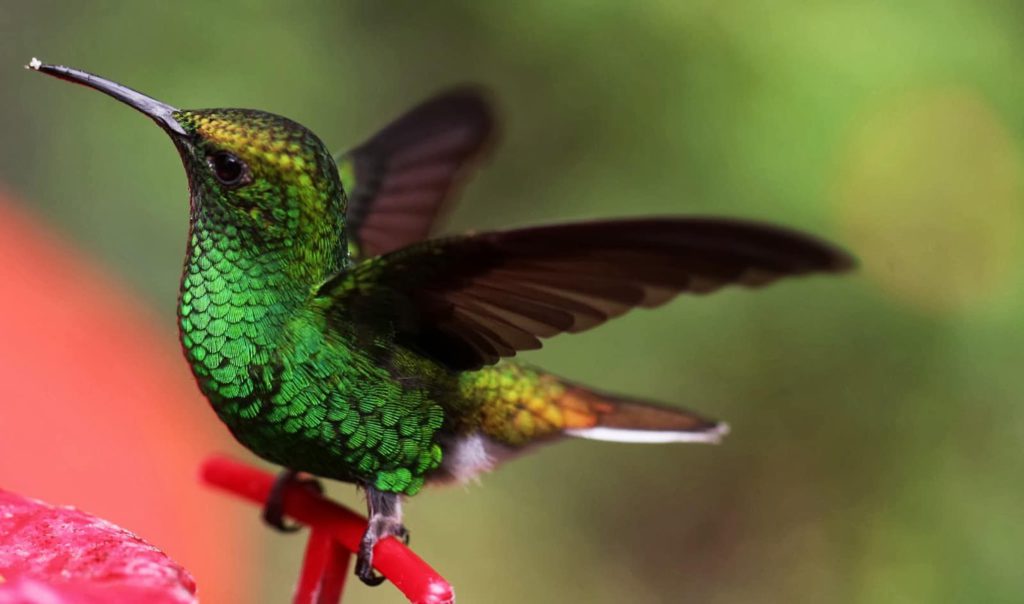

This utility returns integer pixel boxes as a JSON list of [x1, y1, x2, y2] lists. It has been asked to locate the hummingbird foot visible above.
[[261, 468, 323, 532], [355, 487, 408, 587]]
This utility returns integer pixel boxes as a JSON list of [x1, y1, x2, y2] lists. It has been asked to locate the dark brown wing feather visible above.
[[322, 218, 855, 370], [337, 87, 496, 258]]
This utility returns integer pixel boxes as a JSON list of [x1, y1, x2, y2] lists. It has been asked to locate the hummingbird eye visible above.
[[207, 151, 250, 187]]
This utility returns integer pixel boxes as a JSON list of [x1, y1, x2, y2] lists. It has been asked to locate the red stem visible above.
[[294, 528, 348, 604], [200, 456, 454, 604], [315, 539, 350, 604]]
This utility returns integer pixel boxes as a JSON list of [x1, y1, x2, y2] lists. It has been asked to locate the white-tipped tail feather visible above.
[[565, 422, 729, 444]]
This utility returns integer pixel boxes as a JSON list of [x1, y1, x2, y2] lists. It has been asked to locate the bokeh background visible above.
[[2, 2, 1023, 603]]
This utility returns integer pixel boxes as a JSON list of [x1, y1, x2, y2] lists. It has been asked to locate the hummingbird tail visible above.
[[465, 364, 728, 446], [560, 387, 729, 444]]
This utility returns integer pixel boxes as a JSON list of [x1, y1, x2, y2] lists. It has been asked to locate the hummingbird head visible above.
[[29, 60, 348, 284]]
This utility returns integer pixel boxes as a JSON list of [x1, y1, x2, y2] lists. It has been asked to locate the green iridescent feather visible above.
[[172, 109, 465, 494]]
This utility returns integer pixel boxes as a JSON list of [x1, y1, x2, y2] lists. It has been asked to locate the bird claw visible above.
[[356, 537, 387, 586], [261, 469, 323, 532], [355, 514, 410, 586], [396, 525, 411, 545]]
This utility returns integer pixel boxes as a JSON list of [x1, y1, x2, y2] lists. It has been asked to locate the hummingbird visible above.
[[29, 59, 853, 586]]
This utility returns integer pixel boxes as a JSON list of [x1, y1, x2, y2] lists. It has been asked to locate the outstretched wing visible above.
[[336, 87, 495, 259], [318, 217, 854, 371]]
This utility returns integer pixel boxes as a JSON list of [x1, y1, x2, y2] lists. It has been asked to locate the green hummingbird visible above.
[[30, 59, 853, 586]]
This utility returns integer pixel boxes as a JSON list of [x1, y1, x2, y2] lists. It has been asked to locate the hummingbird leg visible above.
[[355, 486, 409, 586], [261, 468, 323, 533]]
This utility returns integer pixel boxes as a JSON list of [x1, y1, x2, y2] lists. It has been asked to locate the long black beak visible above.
[[27, 58, 187, 136]]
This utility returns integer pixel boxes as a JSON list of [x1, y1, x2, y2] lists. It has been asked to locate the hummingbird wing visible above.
[[335, 87, 495, 259], [318, 218, 854, 371]]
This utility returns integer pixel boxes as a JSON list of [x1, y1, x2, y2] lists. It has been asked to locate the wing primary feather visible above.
[[321, 217, 854, 370], [339, 87, 497, 258]]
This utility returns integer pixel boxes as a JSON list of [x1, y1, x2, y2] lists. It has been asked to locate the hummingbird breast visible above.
[[177, 218, 451, 494]]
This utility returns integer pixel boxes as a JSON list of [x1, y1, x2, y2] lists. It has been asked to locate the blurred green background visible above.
[[2, 2, 1023, 602]]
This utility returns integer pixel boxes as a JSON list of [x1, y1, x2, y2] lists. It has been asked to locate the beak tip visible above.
[[27, 59, 187, 137]]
